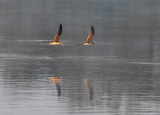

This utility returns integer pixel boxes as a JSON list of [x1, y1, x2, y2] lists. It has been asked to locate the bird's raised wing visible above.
[[54, 24, 62, 42], [86, 25, 94, 42]]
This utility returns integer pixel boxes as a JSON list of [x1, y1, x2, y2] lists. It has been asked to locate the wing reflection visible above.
[[83, 78, 93, 100], [49, 77, 63, 96]]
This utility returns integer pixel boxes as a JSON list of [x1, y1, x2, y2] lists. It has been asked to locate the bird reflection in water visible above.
[[49, 77, 63, 96], [83, 78, 94, 100]]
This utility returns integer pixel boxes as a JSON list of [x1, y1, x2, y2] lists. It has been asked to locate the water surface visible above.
[[0, 0, 160, 115]]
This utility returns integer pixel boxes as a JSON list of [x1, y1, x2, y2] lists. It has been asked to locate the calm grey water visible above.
[[0, 0, 160, 115]]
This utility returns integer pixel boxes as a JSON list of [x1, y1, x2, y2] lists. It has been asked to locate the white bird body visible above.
[[49, 41, 64, 46]]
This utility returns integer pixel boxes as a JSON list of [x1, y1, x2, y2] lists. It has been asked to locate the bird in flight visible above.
[[49, 24, 64, 46], [83, 25, 95, 45]]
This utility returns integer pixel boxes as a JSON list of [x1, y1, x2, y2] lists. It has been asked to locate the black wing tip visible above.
[[91, 25, 95, 35], [58, 24, 62, 35]]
